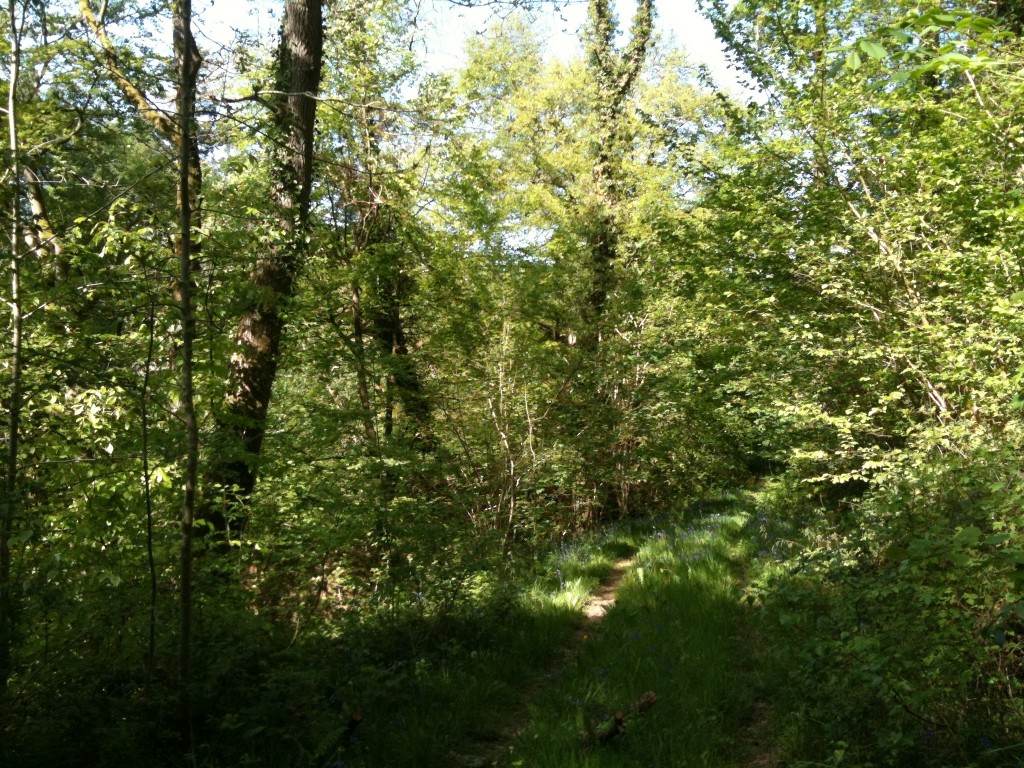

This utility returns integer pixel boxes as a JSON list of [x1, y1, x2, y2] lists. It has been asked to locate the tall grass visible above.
[[504, 499, 760, 767]]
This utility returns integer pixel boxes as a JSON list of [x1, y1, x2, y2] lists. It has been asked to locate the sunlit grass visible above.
[[287, 522, 655, 768], [527, 576, 595, 613], [504, 501, 760, 768]]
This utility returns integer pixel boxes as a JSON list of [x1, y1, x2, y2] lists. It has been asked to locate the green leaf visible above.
[[932, 52, 973, 65], [871, 70, 911, 89], [957, 15, 998, 33], [845, 50, 863, 70], [953, 526, 982, 546], [859, 40, 888, 60], [1001, 549, 1024, 566]]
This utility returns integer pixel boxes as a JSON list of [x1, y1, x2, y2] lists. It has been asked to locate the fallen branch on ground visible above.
[[580, 691, 658, 748]]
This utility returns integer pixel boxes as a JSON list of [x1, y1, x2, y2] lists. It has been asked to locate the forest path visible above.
[[581, 554, 636, 621], [450, 553, 638, 767], [478, 498, 778, 767]]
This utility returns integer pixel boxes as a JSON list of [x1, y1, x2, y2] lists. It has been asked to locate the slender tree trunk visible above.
[[173, 0, 200, 746], [353, 108, 433, 449], [205, 0, 323, 537], [1, 0, 23, 703], [141, 290, 157, 675], [368, 267, 432, 447], [350, 280, 379, 449], [22, 164, 66, 281], [80, 8, 206, 660]]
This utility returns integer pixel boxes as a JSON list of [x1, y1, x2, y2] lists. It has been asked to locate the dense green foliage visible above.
[[696, 2, 1024, 763], [3, 0, 1024, 765]]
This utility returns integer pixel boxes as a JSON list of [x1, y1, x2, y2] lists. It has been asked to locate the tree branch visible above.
[[78, 0, 178, 140]]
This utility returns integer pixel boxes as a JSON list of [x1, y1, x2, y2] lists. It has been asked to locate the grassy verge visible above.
[[9, 495, 763, 768]]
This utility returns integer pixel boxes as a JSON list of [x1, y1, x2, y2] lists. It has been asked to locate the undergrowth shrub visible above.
[[750, 434, 1024, 767]]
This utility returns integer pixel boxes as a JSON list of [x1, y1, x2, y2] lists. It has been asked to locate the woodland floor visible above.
[[452, 499, 773, 768], [451, 554, 639, 768]]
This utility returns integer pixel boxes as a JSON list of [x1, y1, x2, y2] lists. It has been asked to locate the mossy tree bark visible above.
[[172, 0, 200, 743], [205, 0, 324, 538], [582, 0, 653, 331], [579, 0, 653, 518]]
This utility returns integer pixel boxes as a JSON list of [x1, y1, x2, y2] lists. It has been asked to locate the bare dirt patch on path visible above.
[[581, 556, 635, 622]]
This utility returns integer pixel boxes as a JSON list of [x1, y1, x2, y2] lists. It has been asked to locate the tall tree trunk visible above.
[[172, 0, 200, 746], [1, 0, 23, 701], [349, 280, 379, 449], [365, 234, 432, 449], [205, 0, 324, 537], [582, 0, 653, 331], [577, 0, 653, 518], [141, 289, 158, 675], [351, 106, 433, 450]]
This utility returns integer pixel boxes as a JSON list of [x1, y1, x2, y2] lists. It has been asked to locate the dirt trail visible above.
[[450, 556, 636, 767], [581, 556, 635, 621]]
